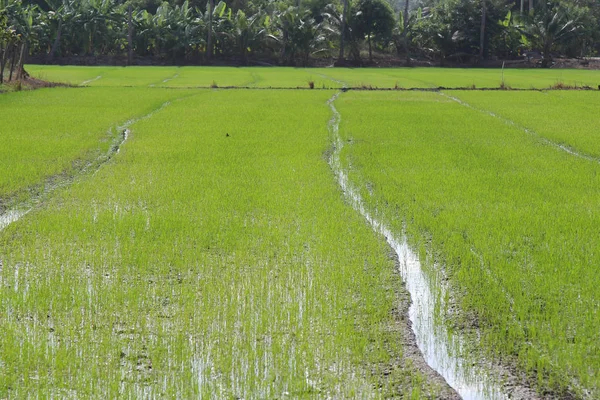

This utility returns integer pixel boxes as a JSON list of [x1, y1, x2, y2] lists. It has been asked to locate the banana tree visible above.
[[0, 2, 18, 83], [135, 1, 203, 60], [73, 0, 124, 55], [1, 0, 38, 80], [207, 3, 268, 64], [42, 0, 77, 59], [232, 9, 268, 64], [270, 6, 333, 66]]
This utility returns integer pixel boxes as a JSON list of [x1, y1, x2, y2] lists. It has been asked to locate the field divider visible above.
[[0, 92, 196, 233], [315, 73, 348, 89], [327, 91, 519, 400], [440, 92, 600, 164]]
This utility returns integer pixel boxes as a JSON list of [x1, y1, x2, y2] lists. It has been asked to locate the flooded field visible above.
[[1, 67, 599, 398]]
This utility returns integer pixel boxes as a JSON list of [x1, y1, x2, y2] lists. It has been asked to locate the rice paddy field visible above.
[[27, 64, 600, 89], [1, 66, 599, 399]]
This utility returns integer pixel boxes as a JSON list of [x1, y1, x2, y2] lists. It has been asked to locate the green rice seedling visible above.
[[25, 65, 110, 86], [25, 65, 600, 90], [334, 90, 600, 398], [0, 87, 186, 205], [0, 89, 442, 398], [450, 91, 600, 158]]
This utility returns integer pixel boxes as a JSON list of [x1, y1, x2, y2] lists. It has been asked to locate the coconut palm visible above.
[[517, 1, 581, 67]]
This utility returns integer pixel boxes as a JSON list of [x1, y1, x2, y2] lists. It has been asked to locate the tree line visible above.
[[1, 0, 599, 81]]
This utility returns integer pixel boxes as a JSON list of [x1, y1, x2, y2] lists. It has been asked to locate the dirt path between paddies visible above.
[[326, 91, 546, 400]]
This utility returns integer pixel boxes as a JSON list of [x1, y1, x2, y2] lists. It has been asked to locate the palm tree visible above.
[[517, 1, 581, 67]]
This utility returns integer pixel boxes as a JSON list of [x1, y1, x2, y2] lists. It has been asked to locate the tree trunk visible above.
[[520, 0, 524, 14], [128, 4, 134, 66], [479, 0, 486, 61], [368, 34, 372, 62], [529, 0, 534, 13], [16, 41, 27, 81], [338, 0, 348, 61], [542, 39, 552, 67], [207, 0, 214, 62], [403, 0, 410, 65], [0, 40, 10, 84], [49, 19, 63, 59], [9, 45, 17, 81]]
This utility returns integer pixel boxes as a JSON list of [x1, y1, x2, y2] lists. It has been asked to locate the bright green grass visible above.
[[247, 67, 337, 88], [26, 65, 600, 89], [373, 68, 600, 89], [0, 89, 438, 398], [159, 67, 342, 88], [0, 87, 184, 203], [158, 66, 254, 88], [26, 66, 340, 88], [90, 66, 181, 87], [335, 90, 600, 397], [318, 67, 600, 89], [450, 91, 600, 158]]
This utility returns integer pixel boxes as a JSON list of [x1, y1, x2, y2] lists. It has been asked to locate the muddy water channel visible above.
[[0, 209, 30, 232], [327, 93, 509, 400]]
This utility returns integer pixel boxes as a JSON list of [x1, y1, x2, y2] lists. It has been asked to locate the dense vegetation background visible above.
[[1, 0, 599, 80]]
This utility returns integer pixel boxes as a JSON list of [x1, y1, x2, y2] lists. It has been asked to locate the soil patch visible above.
[[1, 74, 70, 93]]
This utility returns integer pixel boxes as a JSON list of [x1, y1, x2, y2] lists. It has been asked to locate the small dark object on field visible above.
[[598, 85, 600, 90], [308, 81, 315, 89], [226, 133, 230, 137], [211, 80, 218, 88]]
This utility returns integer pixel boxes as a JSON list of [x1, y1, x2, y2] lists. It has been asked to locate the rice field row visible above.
[[27, 65, 600, 90], [0, 87, 185, 205], [334, 90, 600, 397], [0, 88, 449, 398], [448, 91, 600, 159]]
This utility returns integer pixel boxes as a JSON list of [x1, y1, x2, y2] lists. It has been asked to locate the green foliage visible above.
[[350, 0, 395, 60], [4, 0, 600, 64], [516, 1, 585, 65], [269, 6, 334, 66]]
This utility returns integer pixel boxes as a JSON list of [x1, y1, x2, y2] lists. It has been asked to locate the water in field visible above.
[[0, 209, 30, 231], [327, 92, 508, 400]]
